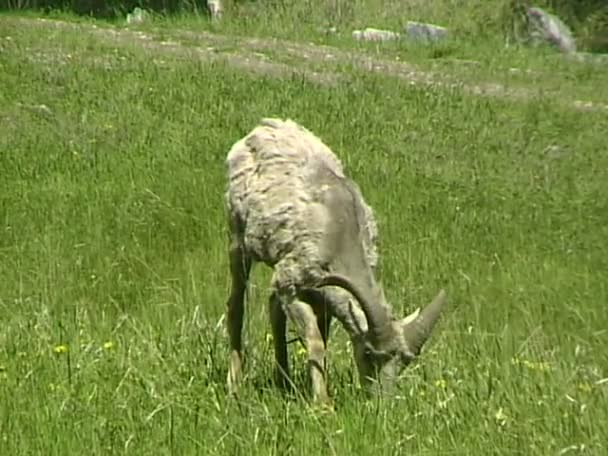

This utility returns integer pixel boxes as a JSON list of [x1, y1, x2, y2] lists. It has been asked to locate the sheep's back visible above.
[[225, 118, 378, 270]]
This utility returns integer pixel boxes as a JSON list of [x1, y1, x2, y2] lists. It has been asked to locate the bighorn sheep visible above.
[[224, 118, 447, 404]]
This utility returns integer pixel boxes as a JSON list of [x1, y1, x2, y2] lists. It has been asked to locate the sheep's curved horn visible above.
[[402, 289, 447, 356], [316, 273, 391, 341]]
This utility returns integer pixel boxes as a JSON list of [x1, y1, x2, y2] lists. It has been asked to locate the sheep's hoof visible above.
[[226, 370, 242, 397]]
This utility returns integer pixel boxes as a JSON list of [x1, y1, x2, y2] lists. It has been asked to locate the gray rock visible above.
[[527, 7, 576, 54], [404, 21, 448, 43], [126, 7, 149, 25]]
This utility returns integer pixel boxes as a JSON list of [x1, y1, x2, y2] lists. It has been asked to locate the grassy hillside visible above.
[[1, 12, 607, 454], [5, 0, 608, 52]]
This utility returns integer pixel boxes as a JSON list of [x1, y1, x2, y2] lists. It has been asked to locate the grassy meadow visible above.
[[1, 6, 608, 455]]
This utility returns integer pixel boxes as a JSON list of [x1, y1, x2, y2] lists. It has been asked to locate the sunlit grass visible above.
[[1, 11, 607, 455]]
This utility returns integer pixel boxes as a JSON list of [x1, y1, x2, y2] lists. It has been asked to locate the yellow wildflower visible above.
[[434, 379, 447, 389], [103, 341, 114, 350], [494, 407, 508, 426], [537, 361, 551, 372], [522, 360, 551, 372], [53, 344, 68, 354], [510, 357, 551, 372], [577, 382, 592, 393]]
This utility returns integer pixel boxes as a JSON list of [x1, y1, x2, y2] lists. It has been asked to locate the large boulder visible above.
[[527, 7, 576, 54]]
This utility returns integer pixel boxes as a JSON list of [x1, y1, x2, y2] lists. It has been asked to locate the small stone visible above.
[[126, 7, 149, 25], [404, 21, 449, 43], [353, 28, 401, 42]]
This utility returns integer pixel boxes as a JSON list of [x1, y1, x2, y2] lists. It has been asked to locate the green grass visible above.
[[1, 12, 608, 455], [22, 3, 608, 107]]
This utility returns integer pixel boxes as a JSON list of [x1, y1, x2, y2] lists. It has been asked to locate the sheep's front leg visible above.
[[299, 288, 334, 347], [273, 286, 331, 404], [226, 241, 251, 395], [268, 291, 291, 391], [287, 299, 331, 404]]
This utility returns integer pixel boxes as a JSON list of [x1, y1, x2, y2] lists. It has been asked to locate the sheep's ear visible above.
[[400, 307, 420, 326]]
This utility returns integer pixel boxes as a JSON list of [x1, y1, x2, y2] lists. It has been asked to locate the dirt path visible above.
[[9, 16, 608, 113]]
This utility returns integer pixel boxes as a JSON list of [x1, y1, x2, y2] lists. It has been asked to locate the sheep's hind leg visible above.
[[270, 288, 335, 403], [226, 241, 251, 396]]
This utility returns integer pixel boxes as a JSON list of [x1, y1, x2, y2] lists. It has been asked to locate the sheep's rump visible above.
[[225, 118, 378, 270]]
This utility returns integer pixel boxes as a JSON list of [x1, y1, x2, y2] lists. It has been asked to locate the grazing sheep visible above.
[[224, 118, 447, 404]]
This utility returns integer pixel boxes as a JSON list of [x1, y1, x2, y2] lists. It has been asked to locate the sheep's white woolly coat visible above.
[[225, 118, 378, 289]]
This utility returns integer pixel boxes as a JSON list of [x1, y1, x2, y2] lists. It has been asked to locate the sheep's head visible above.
[[318, 275, 447, 395]]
